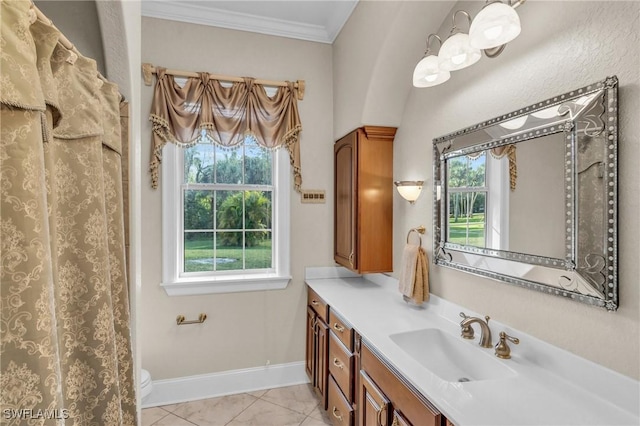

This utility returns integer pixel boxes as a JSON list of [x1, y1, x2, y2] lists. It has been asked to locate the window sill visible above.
[[161, 274, 292, 296]]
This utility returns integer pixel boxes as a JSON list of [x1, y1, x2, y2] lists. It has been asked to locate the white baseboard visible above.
[[141, 361, 309, 408]]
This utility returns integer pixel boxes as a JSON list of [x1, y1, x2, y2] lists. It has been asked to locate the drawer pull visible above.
[[311, 300, 320, 306], [376, 405, 387, 426], [332, 407, 343, 421], [332, 357, 344, 369], [333, 323, 345, 333]]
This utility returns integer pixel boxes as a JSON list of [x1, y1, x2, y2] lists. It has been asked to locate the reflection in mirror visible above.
[[433, 77, 618, 310]]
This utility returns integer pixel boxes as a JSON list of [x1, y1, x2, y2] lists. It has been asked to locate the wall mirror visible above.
[[433, 76, 618, 310]]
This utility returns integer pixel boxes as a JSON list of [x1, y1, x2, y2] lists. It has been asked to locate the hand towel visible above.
[[398, 244, 419, 298], [399, 245, 430, 305], [413, 247, 430, 304]]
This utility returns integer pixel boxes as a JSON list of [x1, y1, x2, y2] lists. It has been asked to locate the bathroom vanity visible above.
[[305, 267, 639, 426]]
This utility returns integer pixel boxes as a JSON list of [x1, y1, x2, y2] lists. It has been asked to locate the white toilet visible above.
[[140, 369, 153, 401]]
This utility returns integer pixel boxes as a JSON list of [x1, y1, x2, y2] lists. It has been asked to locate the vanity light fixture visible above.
[[532, 106, 561, 119], [469, 0, 523, 56], [413, 34, 450, 88], [413, 1, 525, 88], [439, 11, 481, 72], [498, 115, 528, 130], [394, 181, 424, 204]]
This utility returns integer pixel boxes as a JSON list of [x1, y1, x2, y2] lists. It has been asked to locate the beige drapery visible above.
[[469, 145, 518, 190], [0, 1, 136, 425], [148, 67, 303, 191]]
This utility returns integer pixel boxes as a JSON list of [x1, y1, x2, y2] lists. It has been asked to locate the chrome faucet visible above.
[[459, 312, 493, 348]]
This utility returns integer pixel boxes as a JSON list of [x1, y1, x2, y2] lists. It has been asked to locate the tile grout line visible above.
[[223, 393, 262, 426], [148, 407, 171, 426], [258, 386, 322, 418]]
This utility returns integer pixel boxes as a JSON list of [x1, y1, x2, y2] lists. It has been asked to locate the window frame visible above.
[[161, 143, 291, 296], [446, 153, 509, 249]]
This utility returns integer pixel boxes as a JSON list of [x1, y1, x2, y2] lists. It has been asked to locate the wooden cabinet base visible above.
[[360, 341, 441, 426]]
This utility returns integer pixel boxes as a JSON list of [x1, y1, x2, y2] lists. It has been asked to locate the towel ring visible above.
[[407, 226, 426, 246]]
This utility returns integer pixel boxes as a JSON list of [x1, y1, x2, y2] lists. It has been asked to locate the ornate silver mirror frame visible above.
[[433, 76, 618, 311]]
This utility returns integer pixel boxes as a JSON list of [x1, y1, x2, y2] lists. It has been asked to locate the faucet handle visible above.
[[495, 331, 520, 359], [459, 312, 475, 339]]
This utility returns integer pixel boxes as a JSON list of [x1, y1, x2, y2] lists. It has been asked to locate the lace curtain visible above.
[[0, 1, 136, 424], [148, 68, 303, 191]]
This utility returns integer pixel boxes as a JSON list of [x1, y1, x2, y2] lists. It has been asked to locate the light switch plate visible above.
[[300, 190, 326, 204]]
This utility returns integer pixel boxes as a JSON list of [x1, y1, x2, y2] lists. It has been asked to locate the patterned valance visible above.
[[149, 67, 303, 191], [469, 144, 518, 190]]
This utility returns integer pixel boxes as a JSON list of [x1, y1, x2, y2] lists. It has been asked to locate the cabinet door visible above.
[[334, 131, 357, 270], [315, 317, 329, 408], [306, 307, 316, 383], [359, 371, 390, 426]]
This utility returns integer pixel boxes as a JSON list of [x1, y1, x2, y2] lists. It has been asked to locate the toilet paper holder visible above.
[[176, 313, 207, 325]]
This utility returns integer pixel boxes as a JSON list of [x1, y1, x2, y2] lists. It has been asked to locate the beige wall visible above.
[[351, 1, 637, 378], [140, 18, 334, 379], [34, 0, 106, 74]]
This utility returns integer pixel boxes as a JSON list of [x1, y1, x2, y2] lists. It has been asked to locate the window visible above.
[[447, 153, 488, 248], [161, 139, 291, 296], [446, 152, 509, 250]]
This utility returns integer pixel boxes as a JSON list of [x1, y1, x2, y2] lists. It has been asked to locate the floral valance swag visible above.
[[469, 144, 518, 190], [149, 68, 303, 191]]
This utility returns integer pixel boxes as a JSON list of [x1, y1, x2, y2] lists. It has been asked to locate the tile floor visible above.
[[141, 384, 333, 426]]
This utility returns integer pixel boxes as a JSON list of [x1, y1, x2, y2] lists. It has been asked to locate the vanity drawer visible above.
[[329, 309, 353, 351], [329, 332, 354, 401], [308, 287, 328, 323], [328, 375, 354, 426]]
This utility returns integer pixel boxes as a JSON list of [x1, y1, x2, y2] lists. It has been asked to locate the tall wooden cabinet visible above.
[[334, 126, 396, 273]]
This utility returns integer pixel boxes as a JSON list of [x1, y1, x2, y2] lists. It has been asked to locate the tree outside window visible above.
[[182, 139, 274, 273], [447, 153, 487, 247]]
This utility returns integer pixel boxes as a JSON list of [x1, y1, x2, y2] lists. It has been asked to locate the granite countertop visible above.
[[305, 268, 640, 426]]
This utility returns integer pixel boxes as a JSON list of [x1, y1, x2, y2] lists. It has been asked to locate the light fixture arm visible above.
[[449, 10, 473, 36], [424, 33, 443, 56]]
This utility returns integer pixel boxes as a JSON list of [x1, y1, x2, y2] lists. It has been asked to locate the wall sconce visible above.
[[412, 0, 525, 88], [394, 181, 424, 204]]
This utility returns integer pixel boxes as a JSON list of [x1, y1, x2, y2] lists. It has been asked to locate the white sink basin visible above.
[[389, 328, 517, 383]]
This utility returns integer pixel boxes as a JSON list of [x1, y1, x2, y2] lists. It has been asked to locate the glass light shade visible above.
[[499, 115, 528, 130], [394, 181, 424, 204], [438, 33, 481, 71], [532, 106, 560, 119], [469, 2, 521, 49], [413, 55, 450, 88]]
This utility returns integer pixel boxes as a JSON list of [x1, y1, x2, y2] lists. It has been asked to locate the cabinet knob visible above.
[[349, 251, 354, 267], [333, 323, 345, 333], [333, 357, 344, 369]]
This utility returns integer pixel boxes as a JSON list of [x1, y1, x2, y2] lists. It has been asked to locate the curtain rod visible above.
[[31, 3, 125, 100], [32, 4, 75, 52], [141, 63, 305, 101]]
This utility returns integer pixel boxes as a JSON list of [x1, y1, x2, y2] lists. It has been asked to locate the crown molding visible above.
[[141, 1, 356, 44]]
